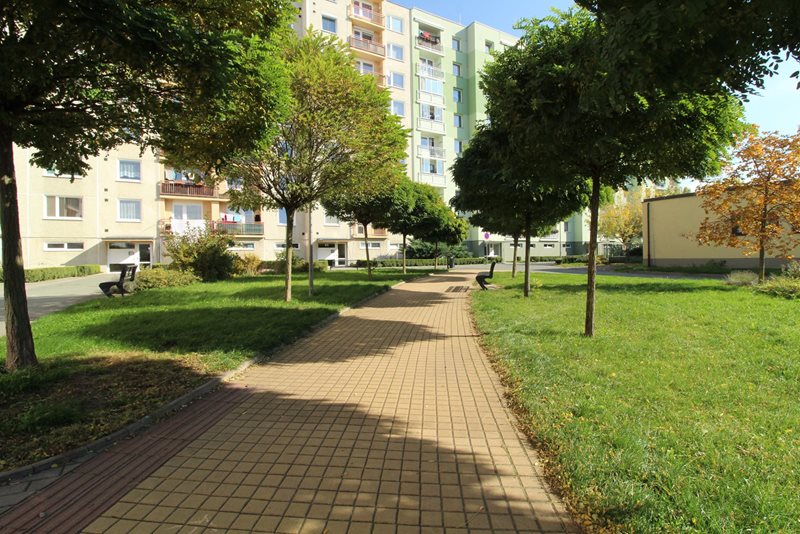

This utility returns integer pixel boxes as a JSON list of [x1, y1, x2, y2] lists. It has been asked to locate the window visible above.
[[321, 16, 337, 33], [359, 241, 381, 249], [454, 114, 463, 128], [109, 242, 135, 250], [564, 221, 569, 232], [230, 241, 256, 251], [391, 100, 405, 117], [278, 208, 287, 225], [422, 159, 444, 175], [173, 203, 203, 220], [45, 196, 82, 219], [452, 63, 462, 77], [452, 38, 460, 51], [453, 88, 462, 103], [274, 243, 300, 249], [420, 104, 443, 122], [543, 243, 555, 249], [387, 15, 403, 33], [388, 72, 405, 88], [324, 212, 340, 225], [118, 199, 142, 221], [419, 77, 443, 95], [118, 160, 141, 182], [357, 60, 374, 74], [388, 43, 404, 60], [454, 140, 464, 154], [44, 242, 84, 251], [484, 40, 494, 53]]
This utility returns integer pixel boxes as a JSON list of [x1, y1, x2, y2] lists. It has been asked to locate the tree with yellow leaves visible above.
[[598, 187, 650, 253], [696, 130, 800, 282]]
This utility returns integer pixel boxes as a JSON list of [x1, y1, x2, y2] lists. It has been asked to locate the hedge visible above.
[[0, 265, 101, 283], [362, 257, 489, 268], [263, 260, 329, 273]]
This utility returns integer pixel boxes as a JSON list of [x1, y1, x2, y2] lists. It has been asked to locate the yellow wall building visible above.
[[643, 193, 800, 268]]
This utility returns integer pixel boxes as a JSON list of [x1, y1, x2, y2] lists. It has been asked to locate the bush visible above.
[[354, 260, 379, 269], [780, 260, 800, 280], [0, 265, 102, 283], [266, 253, 328, 274], [134, 268, 199, 290], [233, 254, 264, 276], [756, 276, 800, 299], [163, 226, 236, 282], [725, 270, 759, 286], [406, 240, 471, 259]]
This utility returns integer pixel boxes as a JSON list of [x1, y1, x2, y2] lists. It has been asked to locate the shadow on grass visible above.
[[535, 281, 737, 294]]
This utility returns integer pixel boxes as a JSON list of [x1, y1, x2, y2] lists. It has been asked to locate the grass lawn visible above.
[[0, 269, 427, 472], [471, 272, 800, 532], [610, 263, 732, 275]]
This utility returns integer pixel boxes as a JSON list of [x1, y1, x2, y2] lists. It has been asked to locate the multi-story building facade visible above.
[[8, 2, 591, 271]]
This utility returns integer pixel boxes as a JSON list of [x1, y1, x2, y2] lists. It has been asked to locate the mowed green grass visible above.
[[0, 270, 427, 471], [471, 273, 800, 532]]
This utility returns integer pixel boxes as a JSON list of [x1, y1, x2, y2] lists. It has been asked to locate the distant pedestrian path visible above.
[[1, 272, 578, 533]]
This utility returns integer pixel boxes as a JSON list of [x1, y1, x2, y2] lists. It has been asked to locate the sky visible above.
[[394, 0, 800, 135]]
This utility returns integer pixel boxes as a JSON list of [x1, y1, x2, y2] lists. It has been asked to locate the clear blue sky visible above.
[[395, 0, 800, 135]]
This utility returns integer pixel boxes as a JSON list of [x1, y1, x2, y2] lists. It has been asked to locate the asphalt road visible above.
[[0, 273, 118, 332]]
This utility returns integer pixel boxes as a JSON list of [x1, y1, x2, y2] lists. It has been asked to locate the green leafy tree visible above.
[[226, 32, 406, 301], [482, 9, 744, 334], [415, 204, 469, 270], [385, 180, 444, 273], [0, 0, 291, 370]]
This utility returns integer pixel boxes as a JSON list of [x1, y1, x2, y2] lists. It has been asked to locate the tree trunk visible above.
[[434, 243, 439, 270], [758, 242, 766, 283], [512, 235, 519, 278], [524, 232, 531, 297], [0, 126, 37, 370], [307, 207, 314, 296], [759, 192, 768, 283], [402, 234, 407, 274], [585, 174, 601, 337], [284, 209, 295, 302], [363, 223, 372, 280]]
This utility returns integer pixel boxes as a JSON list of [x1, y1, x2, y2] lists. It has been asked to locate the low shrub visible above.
[[266, 259, 328, 273], [0, 265, 102, 283], [354, 260, 379, 269], [725, 270, 759, 286], [233, 254, 265, 276], [163, 226, 237, 282], [756, 276, 800, 299], [134, 268, 199, 290], [780, 260, 800, 280]]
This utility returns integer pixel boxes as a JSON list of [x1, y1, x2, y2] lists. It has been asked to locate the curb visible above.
[[0, 278, 410, 486]]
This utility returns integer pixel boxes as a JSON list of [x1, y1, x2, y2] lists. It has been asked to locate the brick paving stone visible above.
[[0, 273, 578, 533]]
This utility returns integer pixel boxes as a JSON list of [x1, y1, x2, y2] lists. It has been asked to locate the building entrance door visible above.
[[337, 244, 347, 267]]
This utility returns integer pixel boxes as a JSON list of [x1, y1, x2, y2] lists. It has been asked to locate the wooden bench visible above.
[[99, 265, 137, 297], [476, 261, 497, 290]]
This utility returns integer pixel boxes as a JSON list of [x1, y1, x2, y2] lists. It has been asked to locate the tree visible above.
[[696, 129, 800, 281], [385, 180, 443, 274], [482, 9, 744, 335], [598, 187, 649, 253], [452, 125, 588, 295], [414, 203, 469, 270], [226, 32, 406, 301], [0, 0, 291, 370], [577, 0, 800, 101]]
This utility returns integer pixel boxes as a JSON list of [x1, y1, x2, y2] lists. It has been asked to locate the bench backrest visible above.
[[489, 261, 497, 276], [116, 265, 129, 284]]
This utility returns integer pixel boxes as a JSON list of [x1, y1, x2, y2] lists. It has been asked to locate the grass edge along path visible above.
[[470, 272, 800, 533], [0, 269, 430, 472]]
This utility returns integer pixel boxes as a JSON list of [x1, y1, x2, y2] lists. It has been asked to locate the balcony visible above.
[[416, 35, 444, 56], [351, 224, 389, 238], [418, 145, 446, 160], [416, 64, 445, 80], [160, 181, 218, 198], [160, 219, 264, 236], [213, 221, 264, 236], [348, 5, 384, 29], [418, 172, 447, 188], [417, 118, 446, 134], [361, 70, 386, 87], [416, 90, 445, 106], [159, 219, 206, 235], [349, 36, 385, 58]]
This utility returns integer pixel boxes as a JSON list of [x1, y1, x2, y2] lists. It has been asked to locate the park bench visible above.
[[476, 261, 497, 290], [99, 265, 137, 297]]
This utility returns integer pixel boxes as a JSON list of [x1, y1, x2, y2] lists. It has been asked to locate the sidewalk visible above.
[[0, 272, 578, 533]]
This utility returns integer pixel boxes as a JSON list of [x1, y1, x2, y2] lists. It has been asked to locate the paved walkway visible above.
[[0, 273, 578, 533], [0, 273, 118, 331]]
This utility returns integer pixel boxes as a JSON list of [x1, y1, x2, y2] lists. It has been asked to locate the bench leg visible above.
[[99, 282, 114, 297], [476, 276, 488, 290]]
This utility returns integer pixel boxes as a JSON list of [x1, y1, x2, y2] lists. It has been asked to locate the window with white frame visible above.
[[45, 196, 82, 219], [357, 60, 374, 74], [452, 38, 460, 51], [485, 41, 494, 53], [118, 160, 141, 182], [321, 16, 337, 33], [564, 221, 570, 232], [118, 199, 142, 221], [44, 242, 84, 251], [420, 104, 443, 122], [419, 77, 443, 95], [454, 114, 463, 128], [452, 63, 462, 77], [422, 159, 444, 175], [43, 168, 81, 179], [359, 241, 381, 249], [454, 140, 464, 154], [453, 88, 463, 103], [387, 15, 403, 33], [388, 43, 404, 60], [324, 212, 340, 225], [543, 243, 555, 249], [230, 241, 256, 250], [388, 72, 404, 88], [391, 100, 405, 117], [278, 208, 287, 225], [274, 242, 300, 249]]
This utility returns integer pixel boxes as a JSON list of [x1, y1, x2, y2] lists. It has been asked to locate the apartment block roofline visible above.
[[642, 192, 698, 203], [393, 2, 518, 40]]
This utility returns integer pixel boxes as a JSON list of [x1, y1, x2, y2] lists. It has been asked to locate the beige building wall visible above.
[[643, 193, 800, 268]]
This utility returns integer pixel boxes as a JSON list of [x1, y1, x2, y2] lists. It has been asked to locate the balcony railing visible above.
[[351, 225, 389, 238], [417, 118, 446, 134], [418, 145, 446, 159], [349, 36, 385, 57], [213, 222, 264, 236], [418, 172, 447, 188], [348, 5, 384, 26], [416, 64, 445, 80], [416, 90, 445, 106], [160, 181, 218, 198], [361, 70, 386, 87], [416, 36, 444, 54], [160, 219, 264, 236]]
